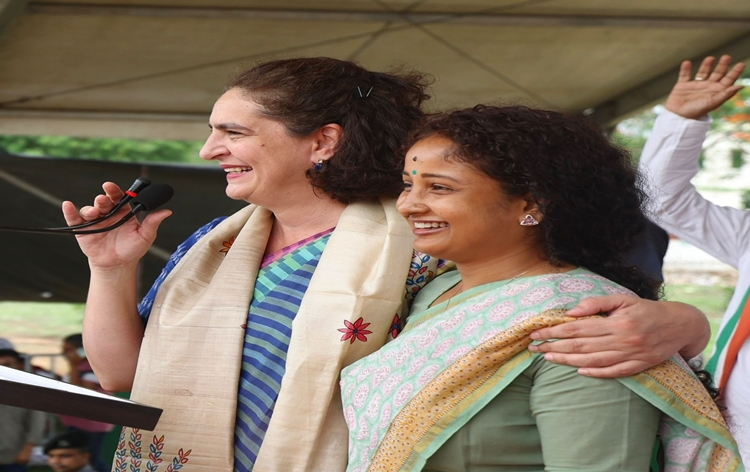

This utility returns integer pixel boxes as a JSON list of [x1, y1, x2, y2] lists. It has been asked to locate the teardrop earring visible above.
[[313, 159, 324, 171]]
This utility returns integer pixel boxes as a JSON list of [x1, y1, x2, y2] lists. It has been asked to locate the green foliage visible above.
[[731, 148, 745, 168], [663, 284, 735, 356], [610, 108, 658, 163], [0, 135, 207, 164], [0, 301, 85, 337], [742, 189, 750, 210]]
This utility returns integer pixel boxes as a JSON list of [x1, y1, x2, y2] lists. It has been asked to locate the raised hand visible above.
[[61, 181, 172, 270], [664, 55, 745, 119]]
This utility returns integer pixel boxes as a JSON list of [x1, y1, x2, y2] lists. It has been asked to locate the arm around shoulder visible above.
[[530, 295, 711, 377]]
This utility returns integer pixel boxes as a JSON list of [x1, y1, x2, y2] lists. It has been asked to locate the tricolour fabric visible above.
[[707, 287, 750, 389]]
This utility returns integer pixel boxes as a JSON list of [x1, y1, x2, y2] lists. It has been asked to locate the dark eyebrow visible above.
[[401, 171, 461, 184], [208, 123, 252, 132]]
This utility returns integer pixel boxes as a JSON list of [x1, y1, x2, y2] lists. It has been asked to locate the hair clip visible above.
[[357, 86, 373, 98]]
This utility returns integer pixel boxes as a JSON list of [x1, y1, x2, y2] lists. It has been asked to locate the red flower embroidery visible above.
[[219, 236, 235, 254], [338, 317, 373, 344]]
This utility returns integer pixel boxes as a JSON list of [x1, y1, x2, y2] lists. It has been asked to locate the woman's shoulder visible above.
[[481, 267, 636, 313], [137, 216, 229, 323], [410, 267, 636, 316], [534, 267, 636, 297], [161, 216, 228, 266], [192, 216, 228, 239]]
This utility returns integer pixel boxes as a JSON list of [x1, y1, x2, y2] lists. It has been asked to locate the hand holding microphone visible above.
[[65, 183, 174, 235], [57, 180, 174, 270], [0, 179, 174, 235], [48, 177, 153, 231]]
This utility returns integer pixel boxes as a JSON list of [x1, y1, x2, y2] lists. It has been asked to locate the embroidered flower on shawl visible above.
[[114, 428, 191, 472], [219, 235, 235, 254], [339, 317, 373, 344], [390, 314, 401, 338]]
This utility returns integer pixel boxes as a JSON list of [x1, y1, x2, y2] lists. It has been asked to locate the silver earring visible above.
[[520, 214, 539, 226], [313, 159, 324, 171]]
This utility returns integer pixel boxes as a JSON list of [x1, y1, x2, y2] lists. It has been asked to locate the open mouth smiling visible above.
[[413, 222, 449, 229], [224, 167, 253, 174]]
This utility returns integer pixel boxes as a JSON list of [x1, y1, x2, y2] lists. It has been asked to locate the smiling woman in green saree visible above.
[[340, 106, 743, 472]]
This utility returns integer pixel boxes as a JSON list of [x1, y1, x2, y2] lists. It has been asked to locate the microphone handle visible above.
[[66, 212, 138, 235], [44, 197, 133, 231], [44, 177, 151, 231], [0, 209, 140, 235]]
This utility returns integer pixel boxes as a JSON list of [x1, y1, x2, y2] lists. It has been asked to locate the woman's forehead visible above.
[[210, 89, 267, 124]]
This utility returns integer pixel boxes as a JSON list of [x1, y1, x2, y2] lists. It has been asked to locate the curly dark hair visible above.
[[408, 105, 660, 300], [228, 57, 431, 203]]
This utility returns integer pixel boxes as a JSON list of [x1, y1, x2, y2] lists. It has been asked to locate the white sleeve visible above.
[[638, 109, 750, 268]]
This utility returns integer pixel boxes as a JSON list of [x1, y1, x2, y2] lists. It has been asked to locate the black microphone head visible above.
[[129, 183, 174, 212], [127, 177, 151, 194]]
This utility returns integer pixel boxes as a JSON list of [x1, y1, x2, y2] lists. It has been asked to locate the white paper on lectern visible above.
[[0, 365, 133, 403]]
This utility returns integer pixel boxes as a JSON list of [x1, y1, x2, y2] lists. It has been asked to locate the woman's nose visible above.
[[199, 132, 223, 161], [397, 190, 426, 216]]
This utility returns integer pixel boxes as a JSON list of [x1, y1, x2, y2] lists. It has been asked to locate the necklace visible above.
[[443, 260, 548, 311]]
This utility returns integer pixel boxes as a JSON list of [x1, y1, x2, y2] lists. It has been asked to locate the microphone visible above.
[[66, 183, 175, 235], [129, 183, 174, 212], [46, 177, 152, 231], [0, 183, 174, 235]]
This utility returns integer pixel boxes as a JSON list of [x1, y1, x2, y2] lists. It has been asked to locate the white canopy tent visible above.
[[0, 1, 748, 302], [0, 0, 749, 140]]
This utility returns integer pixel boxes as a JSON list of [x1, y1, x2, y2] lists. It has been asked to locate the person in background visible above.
[[43, 431, 95, 472], [0, 337, 59, 379], [638, 54, 750, 462], [0, 349, 46, 472], [58, 334, 113, 472]]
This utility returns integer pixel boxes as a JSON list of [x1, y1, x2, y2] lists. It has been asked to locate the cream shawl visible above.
[[115, 199, 414, 472]]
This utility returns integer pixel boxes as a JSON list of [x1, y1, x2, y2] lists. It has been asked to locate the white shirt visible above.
[[639, 109, 750, 463]]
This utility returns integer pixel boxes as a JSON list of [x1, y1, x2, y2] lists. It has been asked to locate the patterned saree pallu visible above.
[[341, 270, 743, 472]]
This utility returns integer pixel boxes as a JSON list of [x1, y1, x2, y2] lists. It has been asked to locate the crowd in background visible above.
[[0, 336, 113, 472]]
